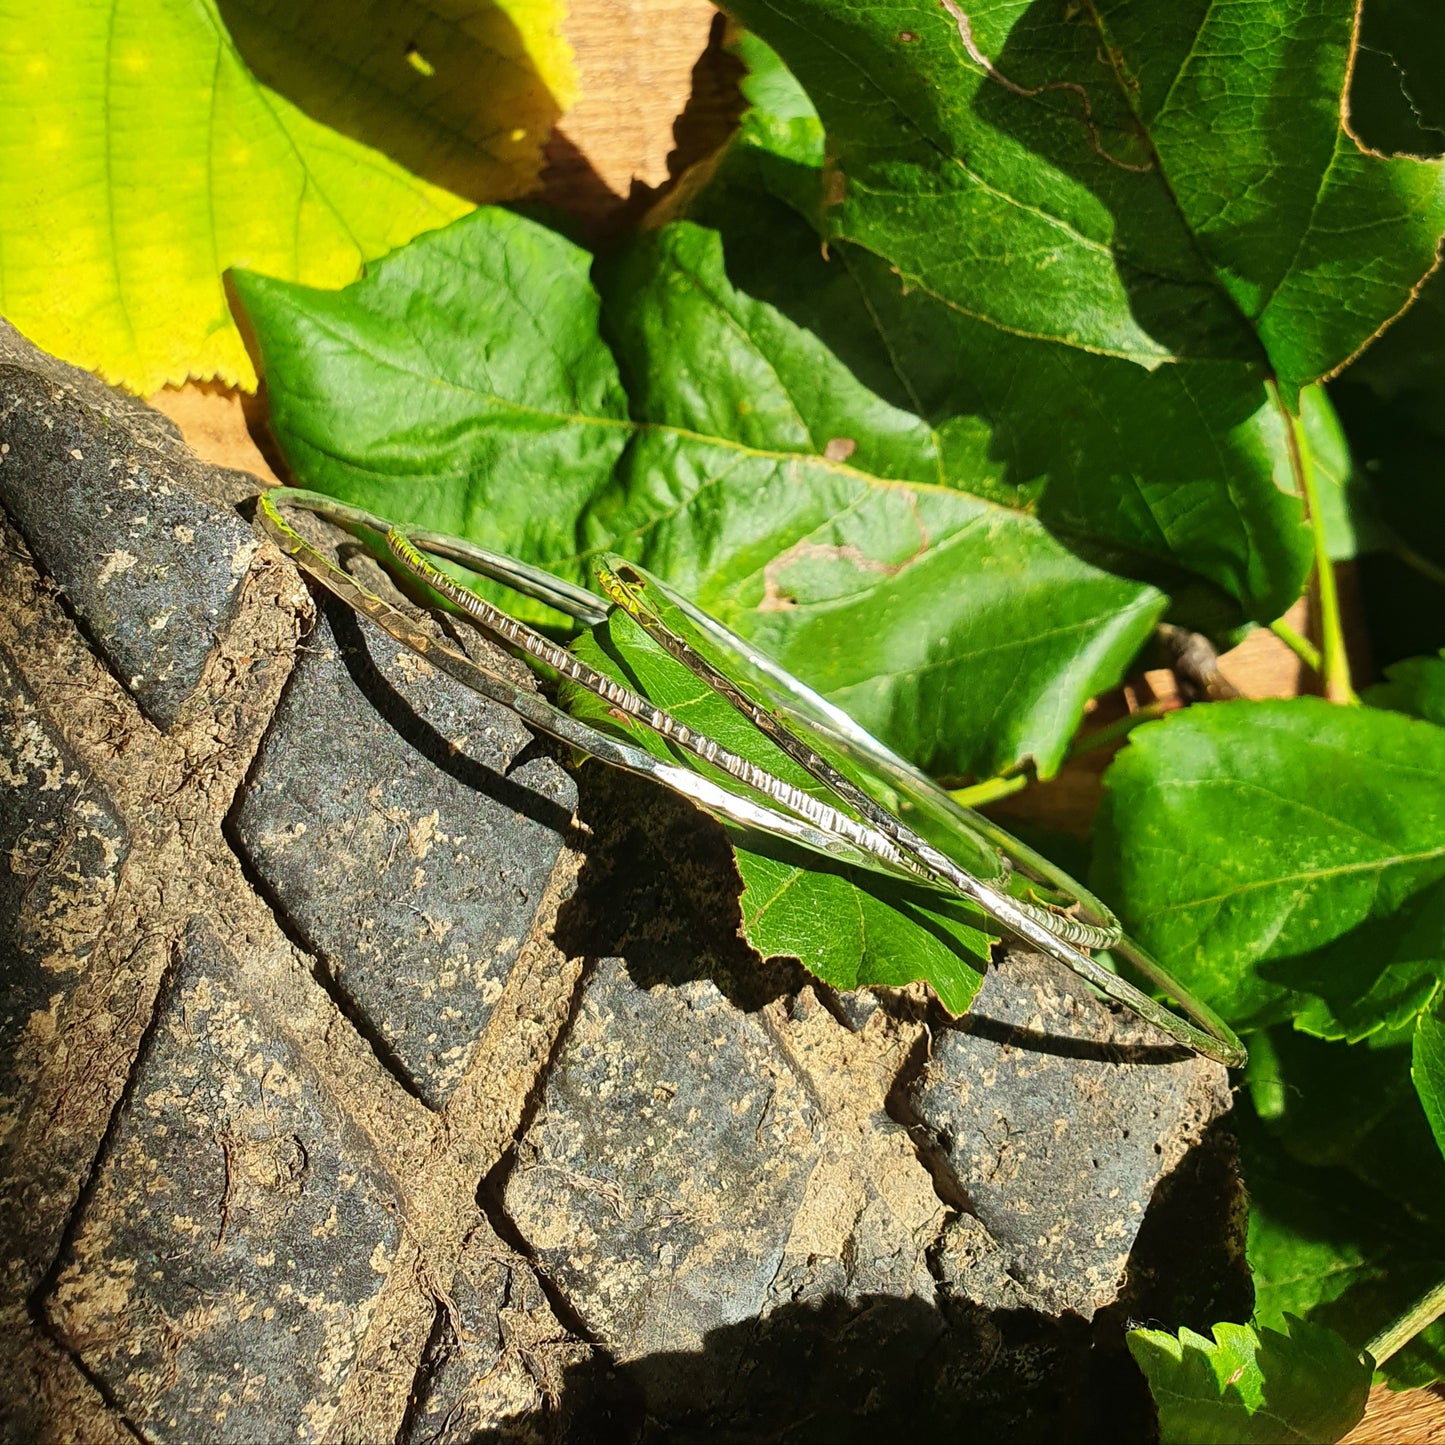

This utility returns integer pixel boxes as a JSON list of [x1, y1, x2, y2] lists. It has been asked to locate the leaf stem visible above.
[[1281, 394, 1357, 703], [1069, 700, 1177, 757], [949, 772, 1031, 808], [1269, 618, 1323, 674], [947, 701, 1177, 808], [1365, 1275, 1445, 1366]]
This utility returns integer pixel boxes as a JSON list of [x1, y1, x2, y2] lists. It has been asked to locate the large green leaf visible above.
[[1246, 1026, 1445, 1229], [1091, 699, 1445, 1037], [1330, 181, 1445, 669], [0, 0, 570, 391], [1342, 269, 1445, 433], [563, 608, 993, 1013], [237, 208, 630, 567], [236, 206, 1166, 780], [1333, 0, 1445, 534], [1331, 0, 1445, 659], [677, 32, 1316, 626], [1239, 1103, 1445, 1389], [727, 0, 1445, 402], [1127, 1316, 1370, 1445], [1347, 0, 1445, 164]]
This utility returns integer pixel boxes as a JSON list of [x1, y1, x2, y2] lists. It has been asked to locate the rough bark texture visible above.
[[0, 322, 1249, 1444]]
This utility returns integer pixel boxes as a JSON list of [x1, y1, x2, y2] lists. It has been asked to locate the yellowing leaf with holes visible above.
[[0, 0, 570, 392]]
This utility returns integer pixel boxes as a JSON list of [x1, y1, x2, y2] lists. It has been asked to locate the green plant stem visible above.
[[1280, 393, 1357, 704], [1365, 1275, 1445, 1366], [1270, 618, 1323, 674], [948, 701, 1177, 808], [1069, 700, 1176, 757], [949, 771, 1031, 808]]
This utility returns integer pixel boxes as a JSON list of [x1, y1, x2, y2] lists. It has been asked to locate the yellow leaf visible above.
[[216, 0, 576, 201], [0, 0, 573, 391]]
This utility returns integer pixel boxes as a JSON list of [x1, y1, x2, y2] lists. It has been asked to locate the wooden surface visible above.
[[147, 5, 1443, 1441], [1347, 1384, 1445, 1443], [148, 382, 280, 486], [554, 0, 718, 192], [538, 0, 721, 225]]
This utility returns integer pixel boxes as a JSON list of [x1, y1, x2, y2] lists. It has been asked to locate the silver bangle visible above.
[[254, 486, 1247, 1069]]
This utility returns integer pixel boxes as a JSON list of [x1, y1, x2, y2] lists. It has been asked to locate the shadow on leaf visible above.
[[216, 0, 571, 204]]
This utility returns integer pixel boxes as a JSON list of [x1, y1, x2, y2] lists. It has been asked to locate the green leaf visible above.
[[237, 205, 1167, 781], [1277, 878, 1445, 1044], [1296, 2, 1445, 667], [1342, 269, 1445, 433], [727, 0, 1445, 402], [1238, 1100, 1445, 1389], [563, 606, 992, 1014], [733, 846, 988, 1008], [730, 29, 824, 171], [235, 208, 631, 570], [1331, 240, 1445, 671], [0, 0, 575, 391], [1414, 1005, 1445, 1161], [1347, 0, 1445, 159], [1091, 699, 1445, 1038], [682, 32, 1315, 626], [1366, 652, 1445, 727], [215, 0, 575, 202], [1246, 1026, 1445, 1228], [1127, 1316, 1370, 1444]]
